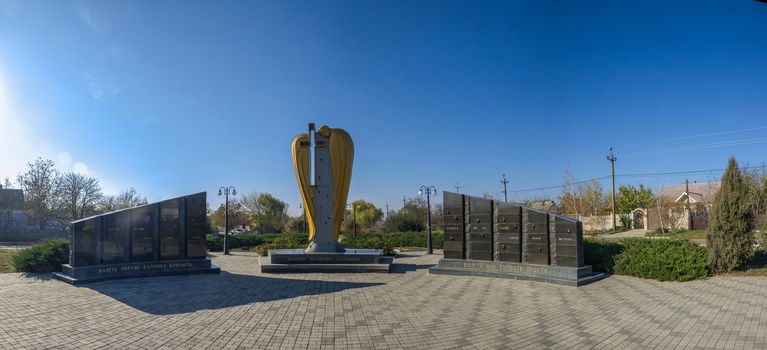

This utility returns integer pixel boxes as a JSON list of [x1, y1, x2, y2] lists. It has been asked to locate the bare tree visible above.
[[99, 187, 148, 213], [16, 158, 61, 230], [59, 172, 103, 221], [559, 165, 580, 216], [2, 177, 12, 189]]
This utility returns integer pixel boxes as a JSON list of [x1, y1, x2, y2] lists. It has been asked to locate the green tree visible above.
[[380, 211, 425, 233], [347, 200, 383, 234], [616, 184, 654, 214], [240, 192, 288, 233], [707, 158, 755, 273], [209, 199, 248, 231]]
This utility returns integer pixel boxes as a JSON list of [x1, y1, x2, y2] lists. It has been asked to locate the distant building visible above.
[[0, 185, 29, 233], [658, 181, 720, 210], [646, 181, 721, 231]]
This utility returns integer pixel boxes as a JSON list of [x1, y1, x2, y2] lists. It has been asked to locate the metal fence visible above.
[[0, 229, 69, 243]]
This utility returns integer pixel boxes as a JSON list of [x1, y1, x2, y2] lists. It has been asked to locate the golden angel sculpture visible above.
[[291, 123, 353, 253]]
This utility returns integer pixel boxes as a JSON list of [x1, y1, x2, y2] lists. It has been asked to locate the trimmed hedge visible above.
[[614, 238, 709, 282], [206, 233, 281, 252], [340, 235, 395, 255], [11, 239, 69, 273], [349, 232, 444, 249], [584, 239, 624, 274], [252, 233, 309, 256], [249, 232, 441, 256]]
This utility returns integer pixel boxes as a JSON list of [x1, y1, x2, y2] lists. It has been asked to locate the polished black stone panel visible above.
[[552, 215, 584, 267], [442, 191, 465, 260], [131, 204, 156, 262], [185, 192, 207, 259], [524, 209, 550, 265], [467, 196, 492, 261], [72, 219, 98, 266], [102, 212, 128, 264], [63, 192, 215, 283], [495, 202, 522, 262], [160, 199, 182, 260]]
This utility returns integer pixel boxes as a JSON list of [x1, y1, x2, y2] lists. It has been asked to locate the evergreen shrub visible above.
[[614, 238, 708, 281], [11, 239, 69, 273]]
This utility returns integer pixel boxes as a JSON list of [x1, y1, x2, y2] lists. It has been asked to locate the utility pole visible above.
[[686, 178, 692, 230], [454, 182, 461, 193], [385, 203, 389, 219], [607, 147, 617, 232], [501, 174, 509, 203], [403, 196, 406, 209]]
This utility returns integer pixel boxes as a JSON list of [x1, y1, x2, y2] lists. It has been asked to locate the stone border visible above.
[[52, 258, 220, 284], [428, 258, 607, 286]]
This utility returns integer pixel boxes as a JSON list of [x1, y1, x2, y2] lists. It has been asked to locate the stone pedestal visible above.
[[53, 258, 220, 285], [429, 259, 606, 286], [260, 249, 392, 273]]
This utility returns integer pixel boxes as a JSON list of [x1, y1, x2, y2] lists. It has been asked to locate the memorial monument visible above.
[[429, 191, 606, 286], [52, 192, 220, 284], [260, 123, 391, 272]]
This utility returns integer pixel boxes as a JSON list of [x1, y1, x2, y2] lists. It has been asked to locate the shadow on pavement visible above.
[[389, 263, 435, 274], [81, 271, 384, 315]]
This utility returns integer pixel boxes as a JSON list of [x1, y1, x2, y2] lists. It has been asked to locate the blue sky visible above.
[[1, 0, 766, 213]]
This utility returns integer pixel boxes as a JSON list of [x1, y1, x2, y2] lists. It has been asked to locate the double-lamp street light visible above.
[[218, 186, 237, 255], [418, 185, 437, 255]]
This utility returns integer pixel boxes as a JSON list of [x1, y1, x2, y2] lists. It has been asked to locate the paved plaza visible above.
[[1, 251, 766, 349]]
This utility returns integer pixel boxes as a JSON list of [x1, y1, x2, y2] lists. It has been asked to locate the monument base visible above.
[[428, 259, 606, 286], [52, 258, 221, 285], [260, 249, 392, 273]]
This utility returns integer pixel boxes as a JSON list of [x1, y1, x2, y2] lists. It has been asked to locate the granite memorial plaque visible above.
[[72, 218, 98, 266], [130, 205, 156, 262], [101, 212, 127, 264], [551, 215, 584, 267], [495, 202, 522, 263], [53, 192, 219, 284], [442, 191, 465, 260], [185, 192, 207, 259], [524, 209, 549, 265], [467, 196, 493, 261], [160, 199, 182, 260], [430, 191, 605, 286]]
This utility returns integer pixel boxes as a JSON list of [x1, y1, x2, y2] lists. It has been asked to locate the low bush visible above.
[[206, 234, 224, 251], [380, 212, 425, 233], [11, 239, 69, 273], [206, 233, 282, 252], [252, 233, 309, 256], [614, 238, 709, 282], [341, 235, 395, 255], [584, 239, 624, 274]]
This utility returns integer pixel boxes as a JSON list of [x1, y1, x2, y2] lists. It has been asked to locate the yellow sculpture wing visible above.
[[326, 127, 354, 240], [291, 134, 316, 239]]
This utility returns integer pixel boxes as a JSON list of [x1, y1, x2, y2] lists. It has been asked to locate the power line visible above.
[[504, 165, 767, 194], [616, 126, 767, 149]]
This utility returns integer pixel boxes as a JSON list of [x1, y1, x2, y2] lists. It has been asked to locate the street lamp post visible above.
[[218, 186, 237, 255], [419, 185, 437, 255], [352, 202, 357, 237], [299, 202, 306, 234]]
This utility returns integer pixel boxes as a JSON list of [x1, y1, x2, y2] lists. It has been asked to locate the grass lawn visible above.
[[0, 250, 16, 273], [726, 250, 767, 276]]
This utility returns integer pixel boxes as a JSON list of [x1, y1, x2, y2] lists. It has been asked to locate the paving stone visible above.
[[0, 251, 765, 349]]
